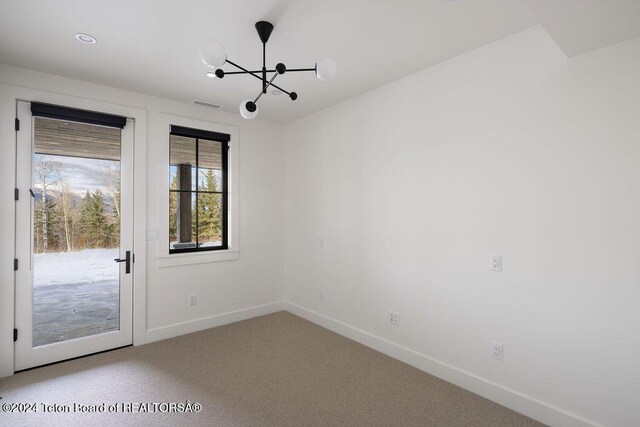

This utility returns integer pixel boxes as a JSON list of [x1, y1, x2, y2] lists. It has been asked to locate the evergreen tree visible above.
[[78, 190, 110, 248]]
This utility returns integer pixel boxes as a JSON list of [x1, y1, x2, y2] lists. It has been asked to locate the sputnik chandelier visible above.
[[199, 21, 337, 119]]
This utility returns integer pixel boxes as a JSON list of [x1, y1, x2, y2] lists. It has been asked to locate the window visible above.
[[169, 125, 229, 253]]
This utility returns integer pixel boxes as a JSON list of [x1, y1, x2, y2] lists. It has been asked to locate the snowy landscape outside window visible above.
[[169, 125, 229, 253]]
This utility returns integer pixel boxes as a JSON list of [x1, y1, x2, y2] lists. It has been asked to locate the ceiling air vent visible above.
[[192, 99, 222, 110]]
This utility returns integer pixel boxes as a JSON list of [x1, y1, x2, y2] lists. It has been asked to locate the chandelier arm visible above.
[[223, 70, 264, 75], [284, 68, 316, 73], [225, 59, 264, 81]]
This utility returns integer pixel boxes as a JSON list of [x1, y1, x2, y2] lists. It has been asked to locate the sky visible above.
[[33, 154, 120, 194]]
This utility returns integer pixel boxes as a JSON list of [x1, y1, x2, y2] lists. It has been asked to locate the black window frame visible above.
[[169, 125, 229, 254]]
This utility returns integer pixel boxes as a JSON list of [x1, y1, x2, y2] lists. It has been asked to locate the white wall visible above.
[[283, 26, 640, 427], [0, 64, 285, 377]]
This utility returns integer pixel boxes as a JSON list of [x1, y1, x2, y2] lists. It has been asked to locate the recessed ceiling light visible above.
[[75, 33, 97, 44], [206, 72, 216, 78]]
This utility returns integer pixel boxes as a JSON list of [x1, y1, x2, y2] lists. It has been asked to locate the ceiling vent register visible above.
[[192, 99, 222, 110]]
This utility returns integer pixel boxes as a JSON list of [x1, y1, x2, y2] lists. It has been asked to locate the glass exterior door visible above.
[[14, 101, 133, 370]]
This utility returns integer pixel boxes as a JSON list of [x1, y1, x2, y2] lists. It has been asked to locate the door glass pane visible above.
[[32, 117, 121, 347]]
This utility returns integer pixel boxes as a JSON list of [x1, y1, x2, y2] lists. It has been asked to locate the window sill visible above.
[[156, 249, 240, 268]]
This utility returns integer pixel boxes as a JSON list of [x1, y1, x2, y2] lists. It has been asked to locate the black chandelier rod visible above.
[[262, 43, 267, 93], [254, 71, 279, 103], [223, 67, 315, 75], [225, 59, 293, 96]]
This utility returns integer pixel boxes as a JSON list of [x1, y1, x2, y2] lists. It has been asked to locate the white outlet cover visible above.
[[490, 341, 504, 360], [489, 255, 502, 272], [388, 311, 399, 325], [146, 229, 159, 241]]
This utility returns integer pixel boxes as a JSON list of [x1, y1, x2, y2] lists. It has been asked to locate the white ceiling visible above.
[[0, 1, 638, 123], [521, 0, 640, 57]]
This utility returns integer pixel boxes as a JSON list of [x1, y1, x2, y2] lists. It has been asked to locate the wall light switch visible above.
[[489, 255, 502, 272]]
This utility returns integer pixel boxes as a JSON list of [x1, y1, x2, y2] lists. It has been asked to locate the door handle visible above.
[[114, 250, 131, 274]]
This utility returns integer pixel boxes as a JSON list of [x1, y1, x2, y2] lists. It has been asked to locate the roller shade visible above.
[[170, 125, 230, 142], [31, 102, 127, 129]]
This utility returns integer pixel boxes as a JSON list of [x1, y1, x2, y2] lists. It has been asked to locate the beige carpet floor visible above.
[[0, 311, 543, 426]]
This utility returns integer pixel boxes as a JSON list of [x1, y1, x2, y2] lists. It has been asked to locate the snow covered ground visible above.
[[32, 248, 121, 346], [34, 248, 119, 288]]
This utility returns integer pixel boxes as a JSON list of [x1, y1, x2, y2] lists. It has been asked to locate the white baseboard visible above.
[[284, 301, 598, 427], [145, 301, 285, 344]]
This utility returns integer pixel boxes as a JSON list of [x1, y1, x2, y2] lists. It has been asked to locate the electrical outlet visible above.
[[320, 289, 324, 300], [146, 229, 159, 241], [490, 341, 503, 361], [489, 255, 502, 272], [188, 294, 197, 307], [388, 311, 399, 326]]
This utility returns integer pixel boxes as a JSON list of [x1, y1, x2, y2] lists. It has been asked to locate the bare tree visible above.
[[101, 164, 121, 246], [59, 177, 74, 252], [102, 164, 120, 218], [33, 156, 61, 253]]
